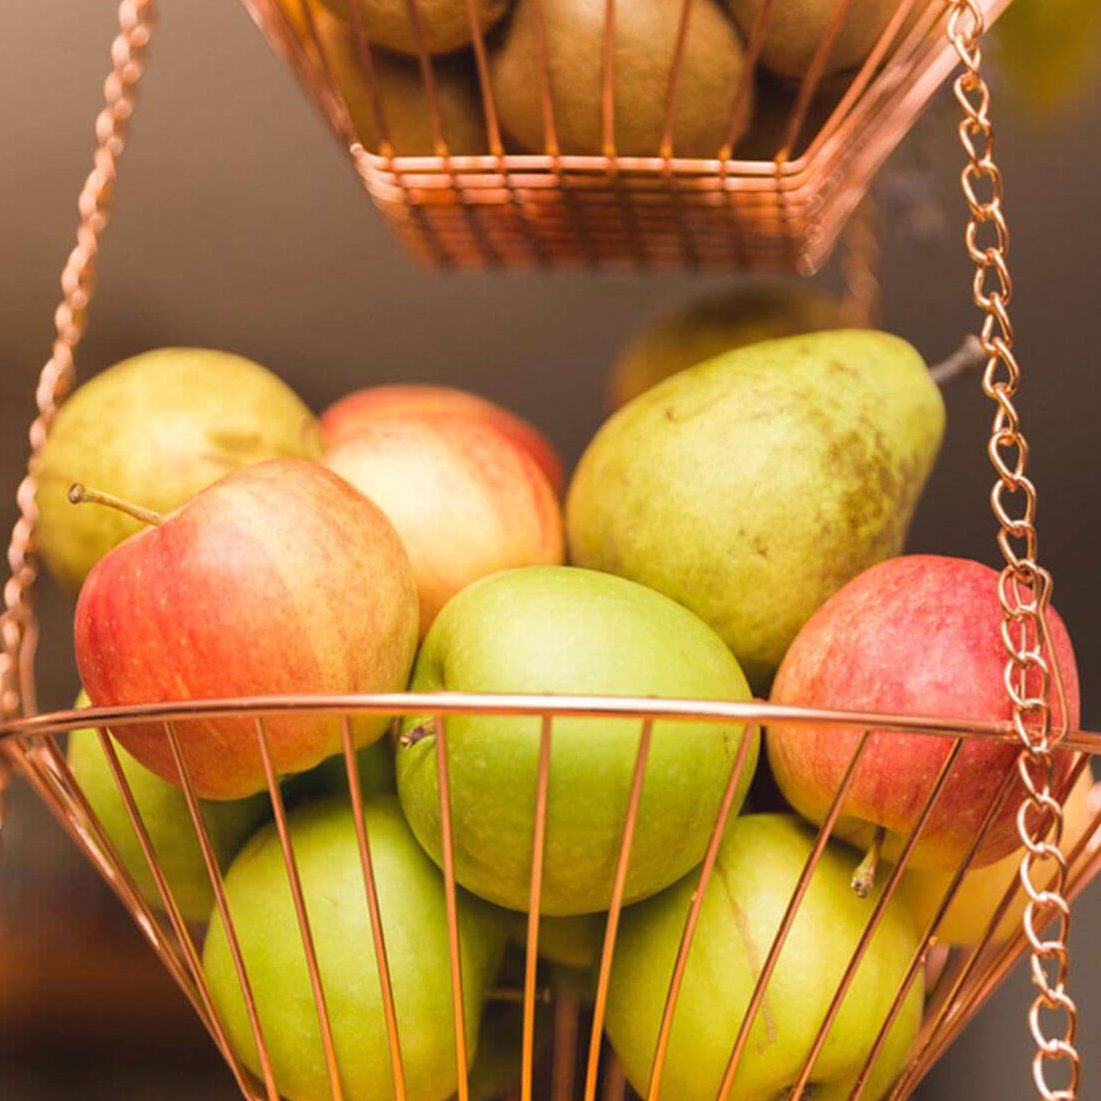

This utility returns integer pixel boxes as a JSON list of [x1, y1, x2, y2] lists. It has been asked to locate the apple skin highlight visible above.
[[74, 458, 419, 801]]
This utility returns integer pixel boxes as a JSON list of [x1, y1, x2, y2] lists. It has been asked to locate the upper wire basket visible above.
[[242, 0, 1009, 270]]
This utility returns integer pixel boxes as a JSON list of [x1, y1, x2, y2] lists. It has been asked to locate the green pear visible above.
[[203, 796, 507, 1101], [725, 0, 928, 81], [36, 347, 321, 590], [567, 330, 944, 690], [489, 0, 751, 156], [606, 814, 923, 1101], [397, 566, 758, 915], [66, 692, 268, 922], [506, 910, 605, 970], [609, 281, 843, 409], [284, 738, 397, 807]]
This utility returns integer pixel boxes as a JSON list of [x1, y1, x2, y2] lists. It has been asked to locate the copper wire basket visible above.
[[1, 1, 1098, 1100], [241, 0, 1009, 271], [3, 695, 1101, 1101]]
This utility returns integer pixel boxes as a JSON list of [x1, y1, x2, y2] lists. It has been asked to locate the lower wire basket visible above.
[[2, 692, 1099, 1101]]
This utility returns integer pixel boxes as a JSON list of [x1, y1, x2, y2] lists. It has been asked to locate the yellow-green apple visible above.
[[67, 692, 268, 922], [768, 555, 1080, 874], [74, 459, 419, 800], [284, 738, 396, 807], [606, 814, 923, 1101], [36, 348, 321, 590], [203, 796, 507, 1101], [506, 911, 605, 970], [321, 383, 564, 495], [325, 412, 565, 638], [396, 566, 758, 915], [901, 763, 1100, 945], [567, 330, 945, 691]]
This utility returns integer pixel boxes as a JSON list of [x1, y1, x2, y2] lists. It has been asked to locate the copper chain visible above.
[[947, 4, 1080, 1098], [0, 0, 156, 732]]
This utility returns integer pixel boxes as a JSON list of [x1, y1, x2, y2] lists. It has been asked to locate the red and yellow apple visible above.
[[320, 384, 565, 495], [901, 764, 1100, 945], [325, 411, 565, 637], [768, 555, 1080, 873], [75, 458, 419, 800]]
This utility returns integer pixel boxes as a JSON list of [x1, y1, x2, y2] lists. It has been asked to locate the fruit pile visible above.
[[42, 324, 1089, 1101], [275, 0, 935, 158]]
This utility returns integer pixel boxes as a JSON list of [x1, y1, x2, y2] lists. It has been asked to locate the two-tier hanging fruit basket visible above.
[[1, 1, 1098, 1100]]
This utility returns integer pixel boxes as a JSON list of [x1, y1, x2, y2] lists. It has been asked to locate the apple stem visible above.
[[930, 335, 985, 388], [399, 719, 436, 749], [68, 483, 164, 527], [851, 826, 886, 899]]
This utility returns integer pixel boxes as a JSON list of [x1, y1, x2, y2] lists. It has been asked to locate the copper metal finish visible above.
[[0, 0, 154, 731], [238, 0, 1013, 273], [945, 2, 1081, 1096], [583, 718, 652, 1101], [436, 715, 473, 1101], [340, 715, 408, 1101], [4, 1, 1097, 1100]]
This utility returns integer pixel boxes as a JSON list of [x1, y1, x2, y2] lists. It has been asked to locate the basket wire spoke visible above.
[[340, 714, 410, 1101]]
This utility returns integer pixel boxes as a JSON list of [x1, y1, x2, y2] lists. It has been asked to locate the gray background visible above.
[[1, 1, 1099, 1098]]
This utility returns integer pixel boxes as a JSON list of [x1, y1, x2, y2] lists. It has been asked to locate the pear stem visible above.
[[399, 719, 437, 749], [851, 826, 887, 899], [68, 483, 164, 527], [930, 335, 985, 388]]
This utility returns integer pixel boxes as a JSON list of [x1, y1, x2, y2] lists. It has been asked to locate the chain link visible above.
[[0, 0, 156, 732], [947, 3, 1080, 1098]]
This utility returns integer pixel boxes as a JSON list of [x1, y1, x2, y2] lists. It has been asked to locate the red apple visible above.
[[320, 384, 565, 495], [767, 555, 1079, 873], [325, 411, 565, 637], [74, 458, 419, 800]]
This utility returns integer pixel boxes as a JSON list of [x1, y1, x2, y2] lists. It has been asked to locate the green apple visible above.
[[397, 566, 758, 916], [284, 738, 396, 807], [900, 764, 1100, 946], [203, 796, 506, 1101], [66, 692, 268, 922], [36, 347, 321, 589], [507, 911, 605, 970], [606, 815, 923, 1101]]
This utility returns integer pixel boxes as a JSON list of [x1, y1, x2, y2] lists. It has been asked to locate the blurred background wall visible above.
[[2, 1, 1099, 1098]]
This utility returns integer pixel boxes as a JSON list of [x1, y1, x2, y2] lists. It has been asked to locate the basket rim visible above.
[[3, 692, 1099, 753]]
